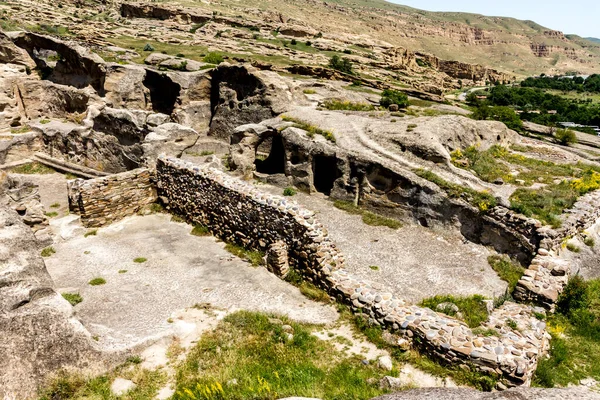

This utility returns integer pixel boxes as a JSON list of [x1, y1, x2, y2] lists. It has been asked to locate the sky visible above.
[[389, 0, 600, 38]]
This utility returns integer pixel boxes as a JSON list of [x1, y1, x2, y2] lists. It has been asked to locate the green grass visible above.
[[191, 224, 211, 237], [172, 311, 391, 400], [61, 293, 83, 306], [487, 255, 525, 293], [41, 247, 56, 257], [472, 327, 501, 337], [281, 116, 336, 142], [38, 360, 166, 400], [566, 242, 581, 253], [10, 162, 55, 175], [414, 169, 496, 213], [50, 202, 60, 208], [133, 257, 148, 263], [533, 278, 600, 387], [333, 200, 402, 229], [322, 100, 375, 112], [224, 243, 265, 267], [88, 277, 106, 286], [283, 187, 297, 196], [45, 212, 58, 218], [84, 229, 97, 238], [118, 269, 128, 274], [369, 265, 380, 271], [584, 237, 595, 247], [11, 126, 30, 134], [420, 295, 489, 328], [303, 89, 316, 94]]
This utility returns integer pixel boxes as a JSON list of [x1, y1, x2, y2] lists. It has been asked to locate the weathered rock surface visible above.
[[0, 206, 104, 399], [371, 387, 600, 400]]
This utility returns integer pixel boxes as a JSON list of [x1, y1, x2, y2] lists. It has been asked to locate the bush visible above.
[[143, 43, 155, 52], [41, 247, 56, 257], [555, 129, 578, 146], [203, 52, 224, 64], [62, 293, 83, 306], [556, 275, 589, 315], [290, 39, 297, 45], [283, 187, 297, 196], [88, 277, 106, 286], [328, 55, 353, 75], [379, 89, 409, 109]]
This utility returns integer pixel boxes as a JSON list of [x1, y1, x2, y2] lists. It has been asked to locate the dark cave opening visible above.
[[255, 135, 286, 174], [312, 155, 340, 195], [143, 70, 181, 115]]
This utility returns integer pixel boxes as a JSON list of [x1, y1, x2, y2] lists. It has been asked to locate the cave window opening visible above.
[[255, 135, 286, 174], [313, 155, 340, 195], [143, 70, 181, 115]]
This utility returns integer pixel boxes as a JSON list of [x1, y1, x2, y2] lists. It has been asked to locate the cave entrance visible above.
[[143, 70, 181, 115], [255, 135, 286, 174], [312, 155, 340, 195]]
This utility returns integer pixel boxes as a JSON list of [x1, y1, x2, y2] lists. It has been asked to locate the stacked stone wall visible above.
[[156, 156, 547, 387], [68, 168, 156, 227]]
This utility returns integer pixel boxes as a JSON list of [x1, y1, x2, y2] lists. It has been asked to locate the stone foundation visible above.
[[68, 168, 157, 227]]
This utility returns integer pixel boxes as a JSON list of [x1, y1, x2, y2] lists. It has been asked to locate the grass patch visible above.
[[322, 99, 375, 112], [41, 247, 56, 257], [303, 89, 316, 94], [487, 255, 525, 292], [172, 310, 391, 399], [224, 243, 265, 267], [472, 327, 501, 337], [11, 126, 30, 134], [133, 257, 148, 263], [191, 224, 211, 237], [50, 202, 60, 208], [584, 237, 595, 247], [84, 229, 97, 238], [566, 242, 581, 253], [118, 269, 128, 274], [39, 361, 166, 400], [283, 187, 297, 196], [88, 277, 106, 286], [281, 116, 336, 143], [420, 295, 489, 328], [10, 162, 55, 174], [45, 211, 58, 218], [61, 293, 83, 306], [533, 277, 600, 387], [414, 169, 496, 213], [333, 200, 402, 229], [369, 265, 380, 271]]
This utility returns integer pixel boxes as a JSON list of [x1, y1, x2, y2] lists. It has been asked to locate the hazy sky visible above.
[[389, 0, 600, 38]]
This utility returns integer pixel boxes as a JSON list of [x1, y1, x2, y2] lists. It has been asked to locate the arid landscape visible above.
[[2, 0, 600, 399]]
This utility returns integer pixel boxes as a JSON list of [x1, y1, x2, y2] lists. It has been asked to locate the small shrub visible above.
[[369, 265, 380, 271], [41, 247, 56, 257], [290, 39, 297, 45], [556, 275, 589, 315], [379, 89, 409, 109], [45, 211, 58, 218], [328, 55, 353, 75], [143, 43, 155, 52], [133, 257, 148, 263], [555, 128, 578, 146], [88, 277, 106, 286], [191, 224, 211, 237], [566, 242, 581, 253], [61, 293, 83, 306], [118, 269, 127, 274], [84, 229, 97, 238], [126, 355, 143, 364], [283, 187, 297, 196], [506, 319, 518, 330], [40, 119, 51, 124], [305, 41, 312, 46], [584, 236, 595, 247], [203, 52, 224, 64], [176, 53, 185, 58], [303, 89, 316, 94], [50, 202, 60, 208]]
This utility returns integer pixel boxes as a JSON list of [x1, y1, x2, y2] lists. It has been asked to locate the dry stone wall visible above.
[[68, 168, 156, 227], [156, 156, 547, 388], [514, 189, 600, 308]]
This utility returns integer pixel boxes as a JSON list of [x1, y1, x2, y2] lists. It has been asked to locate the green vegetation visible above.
[[45, 212, 58, 218], [88, 277, 106, 286], [118, 269, 128, 274], [328, 55, 353, 75], [173, 311, 391, 399], [191, 224, 211, 237], [303, 89, 316, 94], [224, 243, 265, 267], [11, 126, 30, 134], [10, 162, 55, 174], [555, 128, 578, 146], [203, 52, 224, 64], [472, 327, 501, 337], [133, 257, 148, 263], [30, 24, 71, 36], [50, 202, 60, 208], [566, 242, 581, 253], [379, 89, 409, 109], [284, 269, 331, 304], [41, 247, 56, 257], [471, 104, 523, 131], [414, 169, 496, 212], [534, 277, 600, 387], [369, 265, 380, 271], [420, 295, 489, 328], [521, 74, 600, 94], [39, 360, 166, 400], [143, 43, 155, 52], [333, 200, 402, 229], [487, 255, 525, 292], [283, 187, 297, 196], [584, 236, 595, 247], [322, 99, 375, 112], [84, 230, 97, 238], [281, 116, 336, 142], [61, 293, 83, 306]]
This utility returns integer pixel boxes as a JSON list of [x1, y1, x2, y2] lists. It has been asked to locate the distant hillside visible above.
[[586, 37, 600, 44]]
